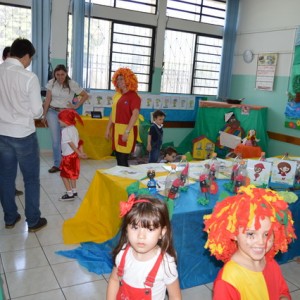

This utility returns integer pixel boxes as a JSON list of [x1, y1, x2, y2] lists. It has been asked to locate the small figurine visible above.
[[179, 163, 189, 186], [242, 129, 260, 147], [147, 169, 157, 194], [168, 178, 181, 200]]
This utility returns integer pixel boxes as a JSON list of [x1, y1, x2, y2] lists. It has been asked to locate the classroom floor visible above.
[[1, 152, 300, 299]]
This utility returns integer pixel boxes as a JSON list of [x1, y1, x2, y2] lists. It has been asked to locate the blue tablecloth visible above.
[[57, 181, 300, 289]]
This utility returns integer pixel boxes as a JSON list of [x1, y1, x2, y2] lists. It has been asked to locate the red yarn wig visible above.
[[203, 185, 296, 262], [112, 67, 138, 93]]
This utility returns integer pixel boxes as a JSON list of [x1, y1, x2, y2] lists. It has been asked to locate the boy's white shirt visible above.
[[61, 125, 79, 156]]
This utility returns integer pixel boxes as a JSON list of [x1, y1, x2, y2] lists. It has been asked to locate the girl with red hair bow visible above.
[[58, 109, 87, 201], [107, 195, 181, 300]]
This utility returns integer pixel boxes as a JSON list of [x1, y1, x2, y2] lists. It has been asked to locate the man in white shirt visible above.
[[2, 46, 23, 197], [0, 38, 47, 232]]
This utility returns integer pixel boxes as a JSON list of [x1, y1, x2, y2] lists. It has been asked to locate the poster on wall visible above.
[[255, 53, 278, 91]]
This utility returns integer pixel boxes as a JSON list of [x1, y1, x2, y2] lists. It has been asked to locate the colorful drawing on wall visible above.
[[284, 98, 300, 130]]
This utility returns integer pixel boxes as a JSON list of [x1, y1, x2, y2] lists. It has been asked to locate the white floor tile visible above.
[[0, 232, 39, 252], [6, 265, 59, 298], [11, 289, 66, 300], [62, 280, 108, 300], [43, 243, 79, 265], [35, 226, 64, 246], [52, 261, 102, 287], [181, 284, 212, 299], [1, 247, 48, 272]]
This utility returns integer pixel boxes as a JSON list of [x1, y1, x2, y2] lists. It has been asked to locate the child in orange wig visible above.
[[58, 109, 87, 201], [204, 185, 296, 300]]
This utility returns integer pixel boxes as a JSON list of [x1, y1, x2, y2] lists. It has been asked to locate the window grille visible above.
[[68, 17, 154, 91], [161, 30, 222, 95], [192, 35, 222, 95], [110, 23, 153, 91], [87, 0, 157, 14], [166, 0, 226, 26], [0, 4, 31, 53]]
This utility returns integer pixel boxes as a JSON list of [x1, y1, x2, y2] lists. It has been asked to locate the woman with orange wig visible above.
[[105, 68, 141, 166], [204, 185, 296, 300]]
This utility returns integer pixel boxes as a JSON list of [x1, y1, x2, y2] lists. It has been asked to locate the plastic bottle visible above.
[[209, 152, 219, 181], [177, 155, 189, 186], [165, 164, 180, 199], [233, 160, 248, 193], [231, 153, 242, 182], [259, 152, 266, 161]]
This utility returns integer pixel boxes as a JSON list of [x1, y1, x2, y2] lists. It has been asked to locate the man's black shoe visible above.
[[5, 214, 21, 229], [28, 217, 47, 232], [48, 166, 60, 173], [15, 189, 23, 196]]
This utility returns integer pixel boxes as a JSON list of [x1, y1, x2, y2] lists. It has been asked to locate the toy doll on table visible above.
[[234, 129, 263, 159], [215, 112, 245, 158]]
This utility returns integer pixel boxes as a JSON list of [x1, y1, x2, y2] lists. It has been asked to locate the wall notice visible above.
[[255, 53, 278, 91]]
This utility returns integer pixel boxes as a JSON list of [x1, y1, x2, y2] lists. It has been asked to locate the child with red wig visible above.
[[58, 109, 87, 200], [204, 185, 296, 300]]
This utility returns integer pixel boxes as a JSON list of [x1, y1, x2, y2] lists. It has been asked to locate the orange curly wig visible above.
[[112, 68, 138, 93], [203, 185, 296, 263]]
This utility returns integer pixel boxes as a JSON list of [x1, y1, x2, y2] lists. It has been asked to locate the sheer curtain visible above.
[[31, 0, 52, 88]]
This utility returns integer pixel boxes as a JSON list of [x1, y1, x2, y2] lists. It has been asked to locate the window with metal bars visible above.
[[68, 17, 154, 91], [193, 35, 222, 95], [110, 23, 154, 91], [166, 0, 226, 26], [86, 0, 157, 14], [0, 3, 31, 56], [161, 30, 222, 95]]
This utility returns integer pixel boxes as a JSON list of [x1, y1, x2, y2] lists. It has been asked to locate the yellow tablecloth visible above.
[[76, 116, 112, 160], [63, 170, 137, 244]]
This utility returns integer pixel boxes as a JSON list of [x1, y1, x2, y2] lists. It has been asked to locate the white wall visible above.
[[234, 0, 299, 77]]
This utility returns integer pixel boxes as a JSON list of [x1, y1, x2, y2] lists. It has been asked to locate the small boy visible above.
[[147, 110, 166, 163], [160, 146, 178, 163], [58, 109, 87, 201]]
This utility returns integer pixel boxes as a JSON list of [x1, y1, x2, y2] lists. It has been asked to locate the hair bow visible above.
[[119, 194, 150, 217], [120, 194, 136, 217]]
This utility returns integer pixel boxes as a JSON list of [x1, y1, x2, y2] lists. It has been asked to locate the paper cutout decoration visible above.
[[247, 159, 272, 187], [270, 159, 297, 187]]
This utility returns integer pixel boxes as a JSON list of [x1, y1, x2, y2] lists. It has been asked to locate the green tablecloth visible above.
[[178, 105, 268, 156]]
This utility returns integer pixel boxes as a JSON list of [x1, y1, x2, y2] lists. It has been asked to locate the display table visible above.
[[63, 165, 300, 289], [178, 100, 268, 155], [75, 116, 112, 160]]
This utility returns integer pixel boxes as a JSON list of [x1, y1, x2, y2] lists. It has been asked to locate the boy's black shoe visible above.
[[73, 192, 78, 197], [5, 214, 21, 229], [28, 217, 47, 232], [59, 193, 75, 201]]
